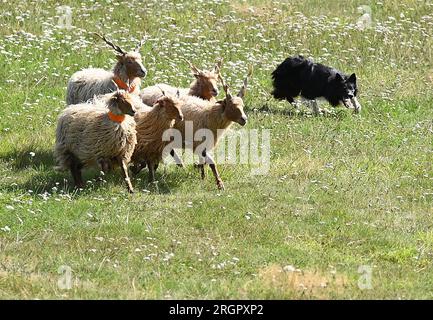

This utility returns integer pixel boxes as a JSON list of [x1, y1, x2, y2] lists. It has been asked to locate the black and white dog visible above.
[[271, 55, 361, 114]]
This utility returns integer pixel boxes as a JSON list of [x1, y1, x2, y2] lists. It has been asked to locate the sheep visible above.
[[130, 91, 184, 182], [66, 33, 147, 105], [55, 89, 137, 193], [169, 68, 252, 190], [140, 59, 222, 106], [140, 59, 222, 167]]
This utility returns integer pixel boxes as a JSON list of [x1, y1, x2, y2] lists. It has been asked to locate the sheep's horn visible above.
[[183, 58, 202, 75], [238, 65, 253, 98], [135, 33, 147, 52], [157, 86, 166, 96], [111, 79, 119, 90], [218, 72, 231, 99], [94, 32, 126, 55]]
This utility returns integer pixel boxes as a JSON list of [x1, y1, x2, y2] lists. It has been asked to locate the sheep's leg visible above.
[[147, 161, 156, 183], [70, 155, 84, 189], [198, 164, 205, 179], [170, 149, 184, 168], [196, 153, 206, 179], [118, 158, 134, 193], [204, 152, 224, 190], [98, 159, 111, 174]]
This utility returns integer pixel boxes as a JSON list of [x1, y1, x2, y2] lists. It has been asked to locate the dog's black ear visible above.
[[335, 73, 344, 82], [347, 73, 357, 84]]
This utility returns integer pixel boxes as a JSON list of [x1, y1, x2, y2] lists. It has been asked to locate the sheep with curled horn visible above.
[[66, 33, 148, 105], [140, 58, 223, 106], [168, 66, 253, 190]]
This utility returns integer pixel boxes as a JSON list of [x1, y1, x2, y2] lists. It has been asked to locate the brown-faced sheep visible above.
[[170, 69, 252, 190], [66, 33, 147, 105], [140, 59, 221, 106], [55, 89, 137, 193], [130, 92, 184, 182]]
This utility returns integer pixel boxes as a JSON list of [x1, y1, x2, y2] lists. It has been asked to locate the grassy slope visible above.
[[0, 0, 432, 299]]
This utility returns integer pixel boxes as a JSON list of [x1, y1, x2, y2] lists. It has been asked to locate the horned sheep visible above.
[[169, 69, 252, 190], [140, 59, 221, 106], [66, 33, 147, 105]]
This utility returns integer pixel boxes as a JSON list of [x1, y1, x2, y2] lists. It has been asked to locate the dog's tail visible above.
[[271, 55, 308, 100]]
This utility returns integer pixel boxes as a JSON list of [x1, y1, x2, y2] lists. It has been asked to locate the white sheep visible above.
[[55, 89, 137, 193], [131, 92, 184, 182], [169, 69, 252, 190], [140, 59, 221, 106], [66, 33, 147, 105]]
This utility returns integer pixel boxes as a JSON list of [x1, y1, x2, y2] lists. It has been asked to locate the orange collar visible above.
[[108, 111, 125, 123], [113, 76, 136, 93]]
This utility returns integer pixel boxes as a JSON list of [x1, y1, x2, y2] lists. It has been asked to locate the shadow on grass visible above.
[[0, 147, 55, 171], [130, 164, 198, 195], [253, 103, 349, 119], [0, 146, 187, 195]]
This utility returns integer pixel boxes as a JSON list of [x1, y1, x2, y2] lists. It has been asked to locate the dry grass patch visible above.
[[255, 264, 349, 299]]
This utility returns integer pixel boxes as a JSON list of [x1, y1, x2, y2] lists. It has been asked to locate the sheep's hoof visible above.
[[217, 181, 225, 190], [176, 163, 184, 168], [128, 188, 134, 194]]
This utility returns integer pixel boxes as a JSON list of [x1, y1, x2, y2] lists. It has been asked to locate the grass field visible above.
[[0, 0, 432, 299]]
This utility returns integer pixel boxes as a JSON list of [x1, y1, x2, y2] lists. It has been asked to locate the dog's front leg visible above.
[[311, 100, 322, 116], [351, 97, 362, 113]]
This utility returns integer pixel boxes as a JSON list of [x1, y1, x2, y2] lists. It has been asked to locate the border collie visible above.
[[271, 55, 361, 114]]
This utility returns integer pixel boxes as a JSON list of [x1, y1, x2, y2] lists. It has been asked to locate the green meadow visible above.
[[0, 0, 432, 299]]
